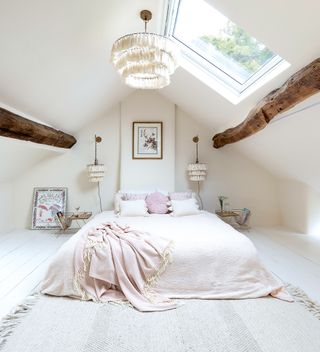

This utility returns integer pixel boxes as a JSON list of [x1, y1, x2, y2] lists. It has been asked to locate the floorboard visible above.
[[0, 230, 69, 318], [247, 227, 320, 302]]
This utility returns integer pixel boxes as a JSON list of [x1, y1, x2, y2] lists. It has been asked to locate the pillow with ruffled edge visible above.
[[146, 192, 169, 214]]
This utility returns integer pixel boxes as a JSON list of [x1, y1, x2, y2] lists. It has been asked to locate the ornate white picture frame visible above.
[[31, 187, 67, 229]]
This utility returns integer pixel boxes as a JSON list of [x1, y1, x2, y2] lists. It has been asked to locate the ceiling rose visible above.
[[111, 10, 179, 89]]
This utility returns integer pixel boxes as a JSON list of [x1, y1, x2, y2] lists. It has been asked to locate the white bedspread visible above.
[[42, 211, 289, 301]]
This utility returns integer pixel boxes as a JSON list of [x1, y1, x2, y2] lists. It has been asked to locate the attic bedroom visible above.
[[1, 0, 320, 351]]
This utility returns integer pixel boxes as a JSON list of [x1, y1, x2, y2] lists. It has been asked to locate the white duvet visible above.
[[42, 211, 290, 301]]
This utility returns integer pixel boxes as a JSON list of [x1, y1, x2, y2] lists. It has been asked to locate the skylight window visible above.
[[165, 0, 290, 104]]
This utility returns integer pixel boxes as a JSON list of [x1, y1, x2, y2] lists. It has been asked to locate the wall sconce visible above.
[[87, 135, 104, 212], [187, 136, 208, 209]]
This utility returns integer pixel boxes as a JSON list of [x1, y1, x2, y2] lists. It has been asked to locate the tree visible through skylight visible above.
[[172, 0, 280, 85], [201, 23, 275, 81]]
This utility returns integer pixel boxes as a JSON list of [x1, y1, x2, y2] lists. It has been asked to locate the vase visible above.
[[219, 199, 224, 212]]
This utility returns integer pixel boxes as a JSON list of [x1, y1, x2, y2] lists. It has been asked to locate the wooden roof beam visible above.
[[0, 106, 76, 149], [212, 58, 320, 148]]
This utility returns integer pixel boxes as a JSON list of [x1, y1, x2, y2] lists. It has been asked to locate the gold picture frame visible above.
[[132, 121, 163, 159]]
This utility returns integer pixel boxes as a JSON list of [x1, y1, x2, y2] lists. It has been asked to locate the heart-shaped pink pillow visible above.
[[146, 192, 169, 214]]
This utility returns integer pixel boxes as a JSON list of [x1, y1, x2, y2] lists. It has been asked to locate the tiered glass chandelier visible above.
[[111, 10, 179, 89]]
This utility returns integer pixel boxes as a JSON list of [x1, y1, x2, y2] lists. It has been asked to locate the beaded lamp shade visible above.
[[187, 163, 208, 181], [87, 135, 105, 183], [187, 136, 208, 182]]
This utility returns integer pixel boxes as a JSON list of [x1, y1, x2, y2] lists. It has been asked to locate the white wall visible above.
[[10, 91, 281, 229], [175, 109, 281, 226], [13, 105, 121, 229], [120, 91, 175, 191], [279, 179, 320, 235], [0, 181, 14, 234]]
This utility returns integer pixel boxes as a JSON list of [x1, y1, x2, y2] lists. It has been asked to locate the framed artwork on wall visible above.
[[31, 187, 67, 229], [132, 121, 163, 159]]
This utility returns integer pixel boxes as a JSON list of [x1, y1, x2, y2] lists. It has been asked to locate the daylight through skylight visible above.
[[165, 0, 290, 103]]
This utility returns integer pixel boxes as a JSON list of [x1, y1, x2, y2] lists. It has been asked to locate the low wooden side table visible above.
[[215, 210, 250, 230], [56, 211, 92, 232], [215, 211, 239, 221]]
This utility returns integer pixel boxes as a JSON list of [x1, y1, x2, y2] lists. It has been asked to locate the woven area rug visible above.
[[1, 285, 320, 352]]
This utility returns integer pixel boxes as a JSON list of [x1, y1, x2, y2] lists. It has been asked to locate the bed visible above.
[[42, 210, 288, 303]]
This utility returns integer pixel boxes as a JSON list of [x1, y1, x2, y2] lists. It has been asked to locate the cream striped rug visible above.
[[1, 286, 320, 352]]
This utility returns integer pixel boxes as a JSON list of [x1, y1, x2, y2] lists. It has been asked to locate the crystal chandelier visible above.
[[111, 10, 179, 89]]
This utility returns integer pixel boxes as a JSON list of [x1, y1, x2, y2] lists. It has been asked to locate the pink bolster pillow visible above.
[[123, 193, 147, 201]]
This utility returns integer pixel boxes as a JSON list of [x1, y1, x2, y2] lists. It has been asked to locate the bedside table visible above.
[[215, 211, 239, 218], [215, 210, 250, 230], [56, 211, 92, 232]]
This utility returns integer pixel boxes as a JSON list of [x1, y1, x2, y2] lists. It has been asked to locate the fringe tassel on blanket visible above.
[[286, 283, 320, 320], [143, 241, 174, 303], [0, 293, 40, 351]]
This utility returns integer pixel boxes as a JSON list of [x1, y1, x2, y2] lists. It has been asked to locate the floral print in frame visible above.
[[132, 122, 163, 159]]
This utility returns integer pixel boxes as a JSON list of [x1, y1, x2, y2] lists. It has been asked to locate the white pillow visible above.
[[114, 190, 154, 214], [119, 199, 149, 217], [171, 198, 200, 217]]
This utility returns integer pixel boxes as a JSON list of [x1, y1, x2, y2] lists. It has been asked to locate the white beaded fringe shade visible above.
[[187, 163, 208, 182], [111, 33, 179, 89], [87, 164, 105, 183]]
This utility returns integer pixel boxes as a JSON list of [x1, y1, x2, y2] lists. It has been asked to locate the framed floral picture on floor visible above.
[[31, 187, 67, 229], [132, 122, 163, 159]]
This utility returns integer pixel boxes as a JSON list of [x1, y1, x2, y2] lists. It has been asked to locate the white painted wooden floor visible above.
[[247, 227, 320, 303], [0, 226, 320, 320], [0, 230, 70, 319]]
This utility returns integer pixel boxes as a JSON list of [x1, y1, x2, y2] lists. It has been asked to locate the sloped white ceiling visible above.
[[232, 93, 320, 192], [0, 137, 61, 183], [0, 0, 320, 188], [0, 0, 163, 132]]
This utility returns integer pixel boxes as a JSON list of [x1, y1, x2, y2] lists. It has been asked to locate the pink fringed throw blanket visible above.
[[73, 222, 176, 312]]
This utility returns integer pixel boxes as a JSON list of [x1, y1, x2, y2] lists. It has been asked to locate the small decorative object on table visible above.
[[218, 195, 228, 212]]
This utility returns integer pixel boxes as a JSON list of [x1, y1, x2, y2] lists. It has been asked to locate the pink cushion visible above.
[[169, 192, 192, 200], [146, 192, 169, 214]]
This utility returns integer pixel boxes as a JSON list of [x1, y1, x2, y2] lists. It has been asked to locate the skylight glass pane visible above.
[[173, 0, 277, 85]]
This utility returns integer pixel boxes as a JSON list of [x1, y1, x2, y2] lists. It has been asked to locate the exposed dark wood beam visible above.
[[0, 107, 76, 148], [212, 58, 320, 148]]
